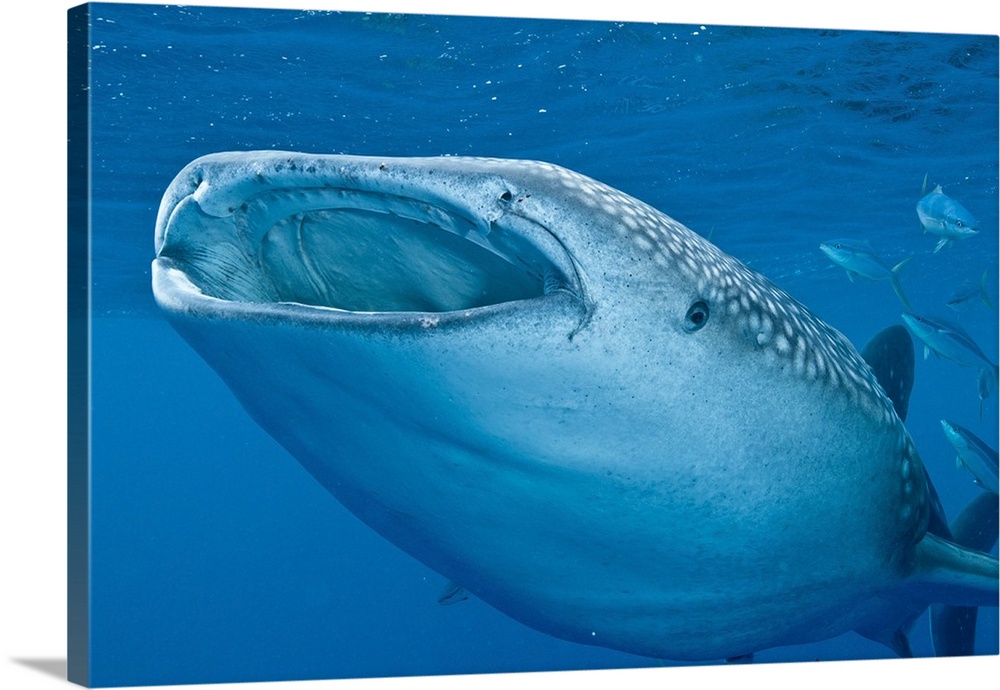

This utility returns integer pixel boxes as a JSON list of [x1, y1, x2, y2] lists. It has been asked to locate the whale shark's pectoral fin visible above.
[[941, 496, 999, 556], [902, 532, 999, 609], [437, 580, 470, 606], [725, 653, 754, 664], [931, 606, 977, 657], [931, 492, 1000, 656], [861, 325, 914, 423]]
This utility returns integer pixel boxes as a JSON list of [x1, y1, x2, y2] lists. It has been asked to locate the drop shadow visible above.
[[11, 658, 68, 681]]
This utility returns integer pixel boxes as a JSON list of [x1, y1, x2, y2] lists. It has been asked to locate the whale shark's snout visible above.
[[152, 152, 998, 662]]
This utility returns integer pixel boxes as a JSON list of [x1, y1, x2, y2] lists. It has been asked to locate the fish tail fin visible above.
[[890, 257, 913, 310], [977, 367, 996, 416], [980, 269, 993, 309], [988, 363, 1000, 386]]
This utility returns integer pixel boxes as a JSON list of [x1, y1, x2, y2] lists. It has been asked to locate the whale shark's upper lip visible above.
[[153, 153, 585, 320]]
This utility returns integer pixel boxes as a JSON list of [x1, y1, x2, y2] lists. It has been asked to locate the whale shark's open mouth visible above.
[[155, 176, 580, 315], [257, 205, 548, 312]]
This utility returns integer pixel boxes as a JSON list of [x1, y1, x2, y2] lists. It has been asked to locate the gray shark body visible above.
[[152, 152, 998, 661]]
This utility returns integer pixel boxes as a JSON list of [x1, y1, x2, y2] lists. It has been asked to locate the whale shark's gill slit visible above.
[[255, 205, 551, 313]]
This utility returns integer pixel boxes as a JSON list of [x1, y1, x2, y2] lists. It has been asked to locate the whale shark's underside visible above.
[[152, 152, 998, 662]]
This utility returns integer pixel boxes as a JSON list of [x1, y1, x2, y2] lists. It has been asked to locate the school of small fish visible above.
[[819, 175, 996, 489]]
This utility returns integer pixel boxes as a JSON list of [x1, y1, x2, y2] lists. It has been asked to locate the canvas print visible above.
[[68, 2, 999, 687]]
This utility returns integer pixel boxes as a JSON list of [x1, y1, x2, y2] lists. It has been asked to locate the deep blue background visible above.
[[83, 3, 998, 686]]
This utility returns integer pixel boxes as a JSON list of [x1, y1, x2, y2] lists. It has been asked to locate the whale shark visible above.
[[151, 152, 999, 662]]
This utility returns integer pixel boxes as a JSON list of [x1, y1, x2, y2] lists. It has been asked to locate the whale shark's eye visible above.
[[685, 300, 710, 332], [499, 190, 513, 203]]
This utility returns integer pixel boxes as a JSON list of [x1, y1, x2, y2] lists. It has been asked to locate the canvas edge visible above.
[[67, 3, 92, 687]]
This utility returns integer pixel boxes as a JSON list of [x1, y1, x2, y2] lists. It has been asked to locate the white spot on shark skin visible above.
[[815, 352, 827, 377], [828, 367, 841, 389], [152, 152, 997, 665], [633, 235, 654, 252]]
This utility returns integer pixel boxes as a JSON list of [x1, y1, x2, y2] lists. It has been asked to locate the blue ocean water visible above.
[[83, 3, 999, 686]]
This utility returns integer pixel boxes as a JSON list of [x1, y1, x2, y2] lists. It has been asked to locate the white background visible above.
[[2, 1, 997, 689]]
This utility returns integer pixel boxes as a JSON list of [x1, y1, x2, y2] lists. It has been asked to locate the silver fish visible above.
[[947, 269, 993, 312], [901, 312, 997, 375], [916, 178, 979, 253], [901, 312, 998, 419], [819, 238, 912, 309], [940, 420, 999, 495]]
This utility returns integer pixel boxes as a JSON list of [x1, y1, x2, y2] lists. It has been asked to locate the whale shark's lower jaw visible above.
[[155, 170, 582, 316]]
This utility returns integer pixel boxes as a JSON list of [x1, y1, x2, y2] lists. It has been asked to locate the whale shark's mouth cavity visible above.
[[258, 206, 550, 312], [159, 188, 577, 314]]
